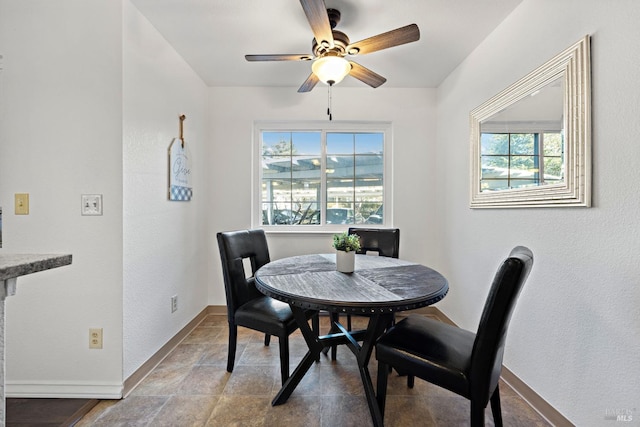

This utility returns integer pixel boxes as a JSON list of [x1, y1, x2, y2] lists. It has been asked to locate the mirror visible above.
[[470, 36, 591, 208]]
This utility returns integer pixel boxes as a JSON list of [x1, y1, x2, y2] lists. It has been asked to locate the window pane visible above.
[[544, 157, 564, 179], [481, 155, 509, 173], [263, 132, 292, 155], [291, 132, 321, 155], [510, 179, 538, 189], [262, 202, 295, 225], [262, 179, 292, 202], [510, 155, 538, 175], [355, 133, 383, 154], [510, 134, 535, 155], [327, 155, 354, 179], [543, 133, 563, 156], [355, 155, 383, 178], [263, 156, 291, 178], [327, 133, 354, 154], [363, 203, 383, 224], [481, 179, 509, 191], [481, 133, 509, 155]]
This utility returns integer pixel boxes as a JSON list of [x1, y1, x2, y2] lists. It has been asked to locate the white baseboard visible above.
[[6, 380, 122, 399]]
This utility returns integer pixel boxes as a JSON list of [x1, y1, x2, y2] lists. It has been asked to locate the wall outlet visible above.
[[89, 328, 103, 349], [171, 295, 178, 313]]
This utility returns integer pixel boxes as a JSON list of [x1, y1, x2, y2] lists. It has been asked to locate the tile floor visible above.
[[76, 314, 551, 426]]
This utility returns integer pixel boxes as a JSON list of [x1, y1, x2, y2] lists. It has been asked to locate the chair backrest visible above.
[[470, 246, 534, 404], [217, 229, 271, 322], [347, 227, 400, 258]]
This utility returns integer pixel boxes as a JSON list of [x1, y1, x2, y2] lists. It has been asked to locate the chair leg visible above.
[[470, 400, 485, 427], [264, 333, 270, 346], [490, 385, 503, 427], [278, 335, 290, 385], [407, 374, 415, 388], [227, 323, 237, 373], [347, 314, 352, 331], [376, 360, 390, 420]]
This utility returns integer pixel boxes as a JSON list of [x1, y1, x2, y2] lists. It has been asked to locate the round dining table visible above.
[[255, 253, 448, 427]]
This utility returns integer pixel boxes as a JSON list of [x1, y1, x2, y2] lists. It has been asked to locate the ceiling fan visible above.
[[245, 0, 420, 93]]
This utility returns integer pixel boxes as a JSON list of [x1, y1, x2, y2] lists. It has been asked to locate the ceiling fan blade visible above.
[[299, 0, 334, 48], [298, 73, 320, 93], [348, 62, 386, 88], [245, 54, 313, 62], [346, 24, 420, 56]]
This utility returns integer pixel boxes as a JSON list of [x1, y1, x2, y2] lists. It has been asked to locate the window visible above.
[[480, 131, 564, 191], [254, 122, 392, 230]]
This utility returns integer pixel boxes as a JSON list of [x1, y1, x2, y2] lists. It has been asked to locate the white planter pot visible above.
[[336, 250, 355, 273]]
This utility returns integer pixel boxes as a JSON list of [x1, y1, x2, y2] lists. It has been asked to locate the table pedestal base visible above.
[[272, 307, 393, 427]]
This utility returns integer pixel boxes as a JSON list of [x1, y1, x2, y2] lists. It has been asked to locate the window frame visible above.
[[252, 121, 393, 233]]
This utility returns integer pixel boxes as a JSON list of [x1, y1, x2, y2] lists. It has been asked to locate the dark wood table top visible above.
[[255, 254, 448, 315]]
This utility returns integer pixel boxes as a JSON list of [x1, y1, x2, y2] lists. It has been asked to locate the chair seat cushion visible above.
[[235, 296, 301, 337], [376, 314, 476, 397]]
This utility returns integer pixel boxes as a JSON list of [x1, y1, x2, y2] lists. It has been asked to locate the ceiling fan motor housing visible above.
[[313, 30, 350, 57]]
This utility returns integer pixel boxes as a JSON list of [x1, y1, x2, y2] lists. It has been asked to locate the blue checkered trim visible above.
[[170, 185, 192, 201]]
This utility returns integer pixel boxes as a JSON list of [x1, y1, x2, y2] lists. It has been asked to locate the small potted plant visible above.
[[332, 232, 361, 273]]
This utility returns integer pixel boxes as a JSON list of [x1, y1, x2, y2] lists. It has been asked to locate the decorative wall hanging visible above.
[[168, 114, 193, 201]]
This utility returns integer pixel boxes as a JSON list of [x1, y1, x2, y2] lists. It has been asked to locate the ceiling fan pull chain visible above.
[[327, 82, 333, 121]]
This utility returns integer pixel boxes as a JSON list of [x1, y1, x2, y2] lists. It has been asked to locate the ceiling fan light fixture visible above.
[[312, 55, 351, 85]]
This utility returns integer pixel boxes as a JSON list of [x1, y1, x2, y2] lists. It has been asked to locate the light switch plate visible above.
[[15, 193, 29, 215], [81, 194, 103, 216]]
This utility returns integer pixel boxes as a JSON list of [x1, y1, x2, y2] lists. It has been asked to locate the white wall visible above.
[[206, 86, 438, 305], [123, 1, 210, 379], [0, 1, 124, 397], [436, 0, 640, 425]]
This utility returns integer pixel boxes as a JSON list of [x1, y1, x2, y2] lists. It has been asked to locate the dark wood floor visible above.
[[6, 398, 98, 427]]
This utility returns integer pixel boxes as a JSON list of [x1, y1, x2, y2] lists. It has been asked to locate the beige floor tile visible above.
[[88, 395, 168, 426], [205, 395, 271, 426], [200, 342, 243, 367], [320, 394, 373, 427], [263, 394, 322, 427], [129, 364, 191, 397], [176, 365, 230, 395], [222, 365, 279, 396], [150, 395, 219, 426], [383, 395, 437, 426], [160, 343, 209, 367]]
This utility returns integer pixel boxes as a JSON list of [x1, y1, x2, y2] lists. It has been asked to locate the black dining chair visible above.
[[375, 246, 534, 427], [217, 229, 318, 385], [349, 227, 400, 259]]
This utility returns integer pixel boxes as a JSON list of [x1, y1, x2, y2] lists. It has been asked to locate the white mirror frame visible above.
[[470, 36, 591, 208]]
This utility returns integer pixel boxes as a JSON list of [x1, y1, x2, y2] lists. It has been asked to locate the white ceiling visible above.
[[130, 0, 523, 89]]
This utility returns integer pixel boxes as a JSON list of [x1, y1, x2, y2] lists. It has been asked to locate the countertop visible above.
[[0, 254, 72, 282]]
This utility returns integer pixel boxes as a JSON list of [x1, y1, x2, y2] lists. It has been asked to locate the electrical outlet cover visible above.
[[82, 194, 103, 216]]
